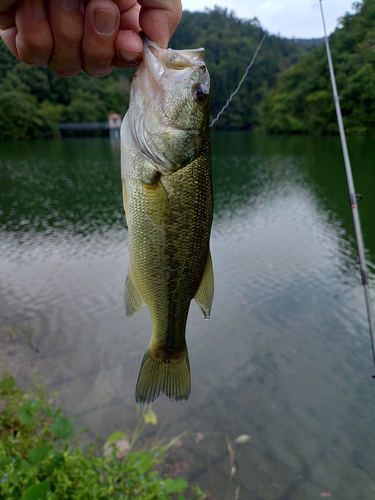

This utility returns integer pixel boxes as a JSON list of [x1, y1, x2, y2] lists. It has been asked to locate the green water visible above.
[[1, 133, 375, 499]]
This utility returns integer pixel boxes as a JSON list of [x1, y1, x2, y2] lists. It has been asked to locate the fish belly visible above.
[[123, 144, 213, 403]]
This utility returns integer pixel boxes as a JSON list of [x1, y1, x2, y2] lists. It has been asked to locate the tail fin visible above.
[[135, 348, 190, 404]]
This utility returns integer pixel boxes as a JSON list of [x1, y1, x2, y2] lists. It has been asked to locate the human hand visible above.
[[0, 0, 182, 77]]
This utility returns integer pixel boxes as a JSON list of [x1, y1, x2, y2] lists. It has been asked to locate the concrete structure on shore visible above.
[[107, 114, 122, 139], [58, 113, 123, 138]]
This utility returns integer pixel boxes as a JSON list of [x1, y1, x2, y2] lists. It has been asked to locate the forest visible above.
[[260, 0, 375, 134], [0, 0, 373, 140], [0, 6, 309, 140]]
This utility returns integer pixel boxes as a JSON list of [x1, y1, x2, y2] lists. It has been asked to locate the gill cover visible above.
[[127, 36, 210, 172]]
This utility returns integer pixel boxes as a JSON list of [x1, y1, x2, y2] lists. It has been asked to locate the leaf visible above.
[[143, 410, 158, 426], [21, 481, 51, 500], [234, 434, 251, 445], [28, 444, 52, 464], [43, 452, 64, 476], [17, 400, 43, 424], [164, 478, 188, 494], [0, 374, 16, 394], [0, 456, 13, 469], [51, 416, 73, 439], [21, 459, 34, 470], [17, 403, 34, 425], [105, 431, 125, 443], [130, 451, 153, 474]]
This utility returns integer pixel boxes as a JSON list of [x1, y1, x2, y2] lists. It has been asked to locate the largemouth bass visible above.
[[120, 36, 213, 404]]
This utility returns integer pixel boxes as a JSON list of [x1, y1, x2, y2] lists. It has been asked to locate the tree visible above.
[[260, 0, 375, 135], [0, 91, 57, 140], [0, 7, 318, 140]]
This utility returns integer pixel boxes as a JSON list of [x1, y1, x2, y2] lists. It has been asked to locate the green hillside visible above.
[[170, 8, 307, 131], [0, 46, 132, 140], [260, 0, 375, 135], [0, 7, 308, 140]]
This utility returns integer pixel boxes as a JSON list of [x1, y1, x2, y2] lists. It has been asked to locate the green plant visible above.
[[0, 371, 206, 500]]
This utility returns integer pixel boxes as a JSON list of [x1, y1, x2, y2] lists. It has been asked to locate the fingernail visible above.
[[94, 9, 119, 36], [119, 50, 142, 65], [30, 0, 47, 19], [62, 0, 80, 11]]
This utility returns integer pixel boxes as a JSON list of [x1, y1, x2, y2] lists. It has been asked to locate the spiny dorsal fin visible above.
[[135, 348, 190, 404], [194, 250, 214, 319], [125, 272, 145, 318]]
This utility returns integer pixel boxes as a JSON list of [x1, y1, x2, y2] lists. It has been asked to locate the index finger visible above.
[[138, 0, 181, 48]]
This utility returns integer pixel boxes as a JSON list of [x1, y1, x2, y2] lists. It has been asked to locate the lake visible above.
[[1, 133, 375, 499]]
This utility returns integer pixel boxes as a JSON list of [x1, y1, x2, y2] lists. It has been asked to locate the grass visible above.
[[0, 370, 206, 500]]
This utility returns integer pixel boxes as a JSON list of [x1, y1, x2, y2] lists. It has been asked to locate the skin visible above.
[[0, 0, 182, 77]]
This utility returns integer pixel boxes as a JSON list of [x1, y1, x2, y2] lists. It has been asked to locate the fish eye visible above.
[[193, 83, 209, 103]]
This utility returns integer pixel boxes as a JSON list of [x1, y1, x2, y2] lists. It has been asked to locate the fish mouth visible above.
[[124, 35, 210, 172], [141, 34, 209, 90]]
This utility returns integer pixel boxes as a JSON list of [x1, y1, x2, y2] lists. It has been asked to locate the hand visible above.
[[0, 0, 182, 77]]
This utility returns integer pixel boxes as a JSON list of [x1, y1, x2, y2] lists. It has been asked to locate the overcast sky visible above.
[[181, 1, 356, 39]]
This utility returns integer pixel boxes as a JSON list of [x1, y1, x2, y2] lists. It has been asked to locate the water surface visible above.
[[1, 133, 375, 499]]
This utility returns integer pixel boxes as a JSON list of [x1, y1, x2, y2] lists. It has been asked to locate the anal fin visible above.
[[125, 271, 145, 318], [194, 250, 214, 319]]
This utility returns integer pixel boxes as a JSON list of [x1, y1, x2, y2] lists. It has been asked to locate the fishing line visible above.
[[319, 0, 375, 375], [209, 33, 267, 127]]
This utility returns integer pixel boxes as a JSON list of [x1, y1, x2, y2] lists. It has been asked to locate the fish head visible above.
[[125, 36, 210, 172]]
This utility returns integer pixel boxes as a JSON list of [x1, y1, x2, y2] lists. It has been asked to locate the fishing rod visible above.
[[319, 0, 375, 375]]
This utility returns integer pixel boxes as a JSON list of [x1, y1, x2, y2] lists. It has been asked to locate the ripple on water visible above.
[[1, 136, 375, 499]]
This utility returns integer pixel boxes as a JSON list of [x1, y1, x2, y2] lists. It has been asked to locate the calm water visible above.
[[1, 133, 375, 499]]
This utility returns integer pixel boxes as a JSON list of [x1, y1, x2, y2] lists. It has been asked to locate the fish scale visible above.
[[121, 37, 214, 404]]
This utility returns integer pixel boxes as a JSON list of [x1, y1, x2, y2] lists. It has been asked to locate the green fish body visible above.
[[121, 37, 213, 404]]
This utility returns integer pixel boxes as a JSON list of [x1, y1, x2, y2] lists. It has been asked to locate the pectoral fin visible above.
[[194, 250, 214, 319], [142, 168, 170, 222], [125, 271, 145, 318]]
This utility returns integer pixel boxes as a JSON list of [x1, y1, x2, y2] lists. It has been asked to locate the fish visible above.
[[120, 36, 214, 404]]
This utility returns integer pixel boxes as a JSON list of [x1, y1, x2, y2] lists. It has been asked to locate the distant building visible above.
[[108, 114, 122, 139]]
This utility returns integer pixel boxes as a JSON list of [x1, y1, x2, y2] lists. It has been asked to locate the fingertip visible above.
[[0, 26, 19, 58], [47, 0, 84, 76], [13, 0, 53, 66], [85, 0, 120, 36], [139, 1, 182, 48], [48, 64, 82, 78], [82, 0, 121, 76], [113, 51, 142, 69], [93, 8, 119, 36], [16, 27, 53, 66], [83, 59, 114, 77], [115, 29, 143, 66]]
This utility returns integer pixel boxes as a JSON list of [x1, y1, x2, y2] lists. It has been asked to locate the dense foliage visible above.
[[170, 8, 307, 131], [0, 7, 308, 140], [0, 371, 205, 499], [0, 41, 132, 141], [260, 0, 375, 134]]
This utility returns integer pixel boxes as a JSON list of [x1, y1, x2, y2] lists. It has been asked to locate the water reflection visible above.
[[1, 134, 375, 499]]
